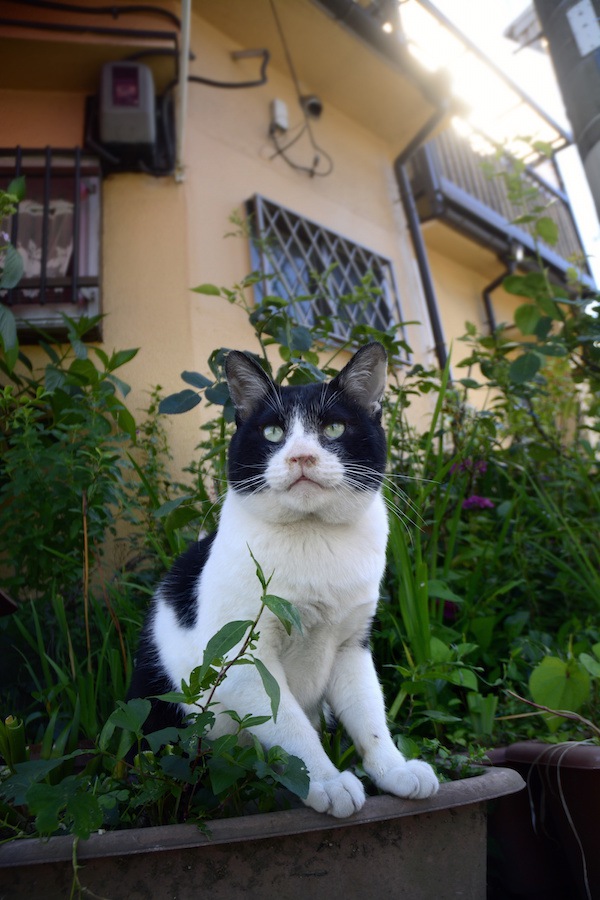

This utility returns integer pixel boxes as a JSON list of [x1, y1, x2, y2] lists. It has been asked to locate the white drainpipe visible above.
[[175, 0, 191, 181]]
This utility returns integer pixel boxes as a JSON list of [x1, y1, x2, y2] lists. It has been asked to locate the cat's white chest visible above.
[[207, 491, 388, 621]]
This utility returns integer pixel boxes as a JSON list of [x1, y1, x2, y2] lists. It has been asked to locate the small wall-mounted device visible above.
[[270, 98, 289, 132], [300, 94, 323, 119], [85, 60, 173, 176], [99, 62, 156, 156]]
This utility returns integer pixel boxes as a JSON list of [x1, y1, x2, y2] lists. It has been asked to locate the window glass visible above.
[[246, 195, 401, 343]]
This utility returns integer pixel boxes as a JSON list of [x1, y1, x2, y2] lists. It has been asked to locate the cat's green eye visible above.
[[323, 422, 345, 440], [263, 424, 285, 443]]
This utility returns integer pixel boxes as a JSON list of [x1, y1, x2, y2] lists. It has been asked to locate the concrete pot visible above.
[[1, 767, 523, 900], [488, 741, 600, 900]]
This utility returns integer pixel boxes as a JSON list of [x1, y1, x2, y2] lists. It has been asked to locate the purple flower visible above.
[[451, 458, 488, 476], [462, 495, 495, 510]]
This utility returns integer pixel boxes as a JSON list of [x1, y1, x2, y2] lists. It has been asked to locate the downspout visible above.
[[394, 107, 450, 369], [482, 272, 503, 335], [175, 0, 191, 182], [482, 251, 520, 334]]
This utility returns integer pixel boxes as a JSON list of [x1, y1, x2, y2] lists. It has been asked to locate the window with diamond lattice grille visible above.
[[246, 195, 402, 343]]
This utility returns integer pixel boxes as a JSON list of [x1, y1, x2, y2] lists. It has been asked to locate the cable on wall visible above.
[[268, 0, 334, 178]]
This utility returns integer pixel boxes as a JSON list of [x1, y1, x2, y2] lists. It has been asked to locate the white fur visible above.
[[152, 415, 439, 817]]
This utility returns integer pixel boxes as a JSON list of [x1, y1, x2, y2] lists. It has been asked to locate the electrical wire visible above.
[[8, 1, 272, 176], [188, 49, 270, 90], [17, 0, 181, 30], [268, 0, 334, 178]]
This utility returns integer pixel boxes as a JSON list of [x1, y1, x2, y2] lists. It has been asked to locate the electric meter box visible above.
[[99, 62, 156, 147]]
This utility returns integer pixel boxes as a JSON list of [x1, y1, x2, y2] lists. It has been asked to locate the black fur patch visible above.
[[127, 622, 184, 732], [127, 534, 216, 732], [160, 532, 216, 628]]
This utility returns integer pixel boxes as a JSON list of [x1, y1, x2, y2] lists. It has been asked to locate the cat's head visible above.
[[225, 343, 387, 524]]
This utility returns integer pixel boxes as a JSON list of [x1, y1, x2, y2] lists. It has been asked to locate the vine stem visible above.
[[82, 490, 92, 674], [180, 601, 268, 820], [506, 689, 600, 739]]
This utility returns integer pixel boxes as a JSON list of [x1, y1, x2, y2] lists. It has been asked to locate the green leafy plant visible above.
[[0, 558, 308, 847]]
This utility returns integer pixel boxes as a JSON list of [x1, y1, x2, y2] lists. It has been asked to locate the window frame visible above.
[[1, 147, 102, 343], [245, 194, 404, 346]]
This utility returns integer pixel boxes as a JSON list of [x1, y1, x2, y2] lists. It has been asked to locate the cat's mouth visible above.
[[289, 474, 323, 489]]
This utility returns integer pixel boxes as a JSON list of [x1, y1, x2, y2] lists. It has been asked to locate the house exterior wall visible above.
[[1, 5, 437, 476]]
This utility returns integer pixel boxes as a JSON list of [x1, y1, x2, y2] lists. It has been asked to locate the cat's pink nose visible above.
[[288, 453, 317, 467]]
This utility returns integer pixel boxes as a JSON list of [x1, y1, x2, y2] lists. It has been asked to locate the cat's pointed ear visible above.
[[333, 342, 387, 417], [225, 351, 276, 422]]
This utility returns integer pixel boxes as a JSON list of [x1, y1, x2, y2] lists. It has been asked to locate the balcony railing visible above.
[[410, 127, 590, 280]]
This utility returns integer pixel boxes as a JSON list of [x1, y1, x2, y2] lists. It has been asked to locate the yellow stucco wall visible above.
[[1, 4, 444, 477]]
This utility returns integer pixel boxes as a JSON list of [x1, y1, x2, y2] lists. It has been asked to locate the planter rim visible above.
[[0, 766, 524, 868], [494, 740, 600, 770]]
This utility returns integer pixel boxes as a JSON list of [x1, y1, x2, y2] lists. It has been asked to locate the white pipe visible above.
[[175, 0, 191, 182]]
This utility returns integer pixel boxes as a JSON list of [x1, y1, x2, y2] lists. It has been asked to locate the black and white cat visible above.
[[129, 342, 438, 817]]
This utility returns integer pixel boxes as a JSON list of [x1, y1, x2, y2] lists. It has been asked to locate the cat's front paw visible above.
[[377, 758, 439, 800], [306, 770, 366, 818]]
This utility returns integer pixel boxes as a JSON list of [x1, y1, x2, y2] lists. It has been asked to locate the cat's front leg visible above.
[[328, 645, 439, 800], [211, 663, 366, 818]]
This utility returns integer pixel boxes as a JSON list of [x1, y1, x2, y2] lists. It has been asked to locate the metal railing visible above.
[[246, 194, 403, 342], [1, 147, 101, 335], [411, 127, 588, 274]]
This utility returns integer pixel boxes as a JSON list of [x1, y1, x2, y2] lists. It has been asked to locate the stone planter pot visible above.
[[488, 741, 600, 900], [1, 767, 522, 900]]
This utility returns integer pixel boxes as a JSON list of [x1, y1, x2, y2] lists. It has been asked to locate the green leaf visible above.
[[262, 594, 303, 635], [0, 754, 84, 805], [0, 244, 24, 289], [579, 652, 600, 678], [106, 372, 131, 398], [536, 342, 567, 357], [181, 370, 212, 389], [503, 272, 547, 299], [144, 727, 182, 754], [447, 667, 478, 690], [154, 495, 194, 518], [204, 382, 230, 406], [201, 620, 254, 676], [537, 295, 562, 320], [247, 547, 271, 591], [191, 283, 221, 296], [253, 658, 280, 721], [0, 303, 18, 362], [66, 791, 103, 840], [107, 698, 151, 736], [514, 304, 541, 336], [159, 389, 201, 414], [7, 175, 26, 201], [109, 348, 138, 370], [509, 351, 541, 384], [535, 216, 559, 246], [116, 406, 137, 440], [529, 656, 590, 731], [27, 780, 76, 835], [289, 326, 313, 352], [427, 580, 463, 604], [259, 749, 309, 799], [207, 755, 246, 795]]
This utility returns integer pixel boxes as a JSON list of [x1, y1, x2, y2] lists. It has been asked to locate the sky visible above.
[[403, 0, 600, 284]]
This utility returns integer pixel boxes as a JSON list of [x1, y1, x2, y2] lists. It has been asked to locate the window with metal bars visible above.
[[246, 195, 402, 343], [0, 148, 101, 341]]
